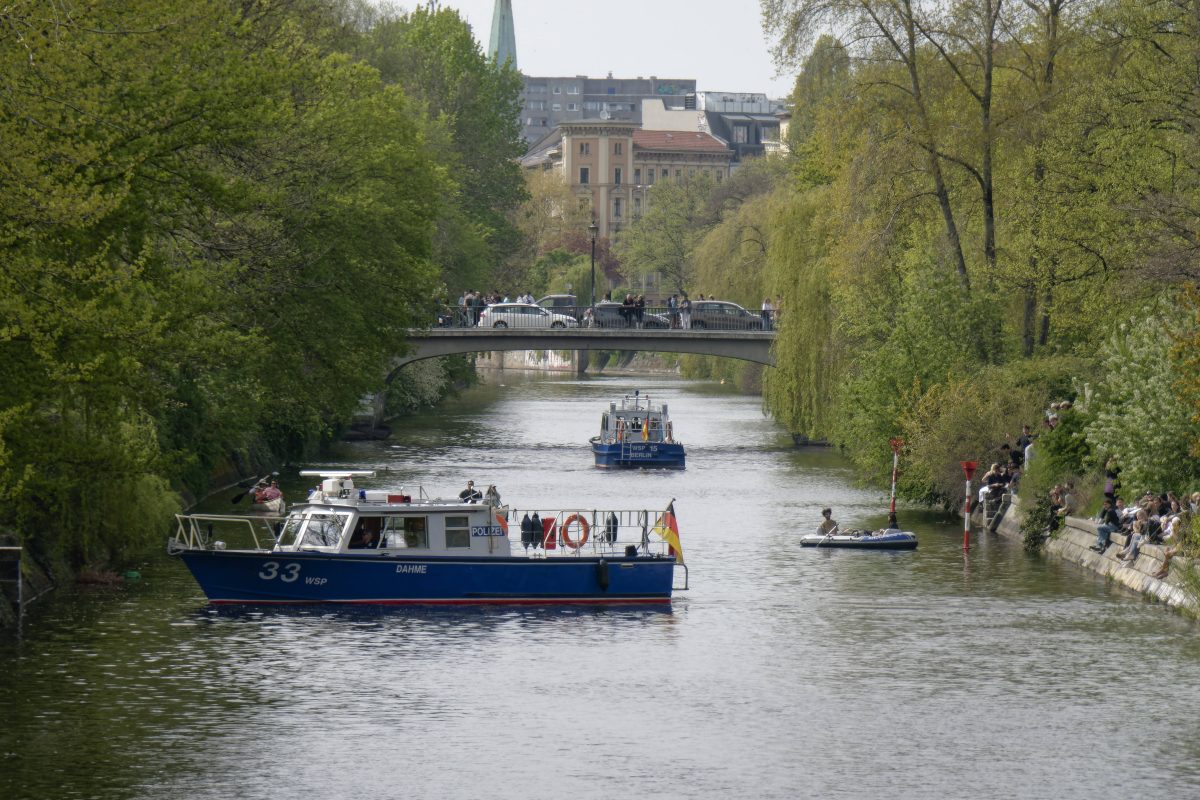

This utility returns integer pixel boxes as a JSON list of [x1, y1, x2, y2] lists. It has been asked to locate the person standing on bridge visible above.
[[761, 298, 774, 330], [680, 293, 692, 329]]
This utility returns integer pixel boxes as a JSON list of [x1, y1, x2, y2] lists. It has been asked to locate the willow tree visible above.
[[763, 0, 972, 287]]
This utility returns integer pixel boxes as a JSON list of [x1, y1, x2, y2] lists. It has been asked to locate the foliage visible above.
[[354, 3, 528, 294], [0, 0, 522, 567], [1019, 494, 1057, 554], [614, 175, 715, 294], [1082, 298, 1200, 495]]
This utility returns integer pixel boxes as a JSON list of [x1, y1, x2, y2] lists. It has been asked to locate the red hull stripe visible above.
[[209, 597, 672, 606]]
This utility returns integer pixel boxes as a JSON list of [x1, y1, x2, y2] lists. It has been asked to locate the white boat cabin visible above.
[[275, 472, 512, 556], [596, 392, 676, 445]]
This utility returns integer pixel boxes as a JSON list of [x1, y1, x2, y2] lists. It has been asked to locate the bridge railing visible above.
[[431, 304, 775, 331]]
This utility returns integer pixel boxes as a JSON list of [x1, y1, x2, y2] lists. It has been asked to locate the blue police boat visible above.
[[170, 471, 687, 605], [590, 391, 685, 469]]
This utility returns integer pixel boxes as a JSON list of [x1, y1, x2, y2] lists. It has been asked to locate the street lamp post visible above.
[[588, 220, 599, 312]]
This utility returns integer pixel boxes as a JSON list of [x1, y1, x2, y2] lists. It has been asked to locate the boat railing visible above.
[[169, 514, 285, 554], [503, 508, 678, 559]]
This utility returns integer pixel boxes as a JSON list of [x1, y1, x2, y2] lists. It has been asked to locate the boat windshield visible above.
[[279, 509, 353, 548]]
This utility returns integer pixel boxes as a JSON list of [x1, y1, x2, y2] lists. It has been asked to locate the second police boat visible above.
[[590, 390, 686, 469]]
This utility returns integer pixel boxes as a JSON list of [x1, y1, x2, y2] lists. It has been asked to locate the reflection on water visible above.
[[3, 373, 1200, 799]]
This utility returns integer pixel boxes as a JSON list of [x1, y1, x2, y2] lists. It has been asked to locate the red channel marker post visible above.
[[961, 461, 978, 551]]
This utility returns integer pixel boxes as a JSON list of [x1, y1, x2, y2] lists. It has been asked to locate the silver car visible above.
[[688, 300, 765, 330], [478, 303, 580, 329]]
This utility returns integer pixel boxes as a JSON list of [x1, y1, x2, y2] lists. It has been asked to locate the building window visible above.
[[634, 196, 642, 217], [445, 515, 470, 548], [614, 142, 623, 155], [554, 85, 562, 94], [607, 87, 615, 95], [527, 100, 546, 111], [541, 118, 548, 127], [613, 197, 623, 219], [584, 101, 602, 111], [634, 168, 641, 183], [647, 169, 655, 184], [568, 103, 578, 111], [614, 167, 622, 185], [689, 168, 696, 177], [676, 169, 682, 178], [733, 125, 749, 143], [527, 84, 547, 94], [552, 103, 561, 111], [580, 167, 590, 185], [579, 142, 590, 155], [716, 170, 724, 182], [569, 84, 579, 94]]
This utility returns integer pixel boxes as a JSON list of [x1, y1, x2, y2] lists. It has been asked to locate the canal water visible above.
[[2, 373, 1199, 799]]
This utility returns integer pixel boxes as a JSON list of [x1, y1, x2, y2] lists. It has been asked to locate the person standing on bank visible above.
[[459, 480, 482, 503]]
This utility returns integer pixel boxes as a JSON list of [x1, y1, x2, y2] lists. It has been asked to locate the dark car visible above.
[[587, 301, 670, 329], [536, 294, 581, 319], [688, 300, 764, 330]]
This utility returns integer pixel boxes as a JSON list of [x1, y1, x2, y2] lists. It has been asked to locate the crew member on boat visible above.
[[817, 508, 839, 535], [459, 480, 482, 503]]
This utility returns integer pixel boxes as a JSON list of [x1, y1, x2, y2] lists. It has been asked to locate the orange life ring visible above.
[[560, 514, 590, 549], [494, 512, 508, 534]]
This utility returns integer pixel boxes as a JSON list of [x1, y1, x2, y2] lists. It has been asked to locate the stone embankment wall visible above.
[[993, 497, 1198, 617]]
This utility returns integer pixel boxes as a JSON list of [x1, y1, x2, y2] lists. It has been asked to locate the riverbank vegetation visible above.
[[611, 1, 1200, 507], [0, 1, 526, 570]]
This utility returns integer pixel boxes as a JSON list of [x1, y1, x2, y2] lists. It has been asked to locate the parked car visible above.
[[478, 302, 580, 329], [536, 294, 580, 319], [688, 300, 764, 330], [587, 301, 670, 329]]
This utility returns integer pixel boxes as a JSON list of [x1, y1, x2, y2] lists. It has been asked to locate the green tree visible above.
[[614, 175, 715, 294]]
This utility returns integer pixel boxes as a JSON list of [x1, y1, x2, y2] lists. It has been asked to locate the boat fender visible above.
[[596, 558, 610, 591], [560, 514, 590, 549], [624, 544, 639, 557]]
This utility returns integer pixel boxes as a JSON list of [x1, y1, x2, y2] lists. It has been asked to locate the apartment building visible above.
[[522, 120, 733, 239]]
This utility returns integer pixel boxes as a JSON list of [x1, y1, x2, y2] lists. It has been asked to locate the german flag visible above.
[[651, 501, 683, 564]]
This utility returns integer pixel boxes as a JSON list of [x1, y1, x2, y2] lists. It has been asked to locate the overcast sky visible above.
[[436, 0, 795, 99]]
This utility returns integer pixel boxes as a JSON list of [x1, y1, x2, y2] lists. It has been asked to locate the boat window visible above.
[[348, 516, 383, 549], [381, 516, 428, 549], [297, 511, 351, 548], [445, 515, 470, 548]]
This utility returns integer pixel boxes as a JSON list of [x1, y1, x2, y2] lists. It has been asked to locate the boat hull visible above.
[[179, 550, 676, 604], [592, 441, 686, 470], [799, 532, 918, 550]]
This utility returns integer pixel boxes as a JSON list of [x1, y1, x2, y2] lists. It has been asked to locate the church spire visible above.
[[488, 0, 517, 69]]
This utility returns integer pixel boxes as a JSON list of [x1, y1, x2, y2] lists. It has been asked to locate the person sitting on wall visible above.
[[1091, 497, 1122, 553]]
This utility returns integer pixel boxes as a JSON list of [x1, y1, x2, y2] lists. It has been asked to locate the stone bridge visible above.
[[387, 328, 776, 381]]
